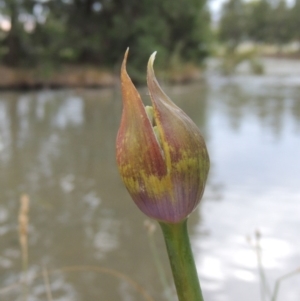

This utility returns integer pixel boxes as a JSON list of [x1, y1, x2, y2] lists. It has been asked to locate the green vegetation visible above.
[[215, 0, 300, 75], [0, 0, 300, 86], [219, 0, 300, 48], [0, 0, 210, 83]]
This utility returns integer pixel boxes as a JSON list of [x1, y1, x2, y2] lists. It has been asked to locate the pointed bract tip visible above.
[[122, 48, 129, 70], [148, 51, 157, 69]]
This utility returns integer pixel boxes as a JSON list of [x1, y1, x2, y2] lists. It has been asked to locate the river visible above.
[[0, 65, 300, 301]]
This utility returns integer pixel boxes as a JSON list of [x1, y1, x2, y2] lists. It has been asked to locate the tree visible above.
[[290, 0, 300, 41], [218, 0, 247, 47], [268, 0, 293, 45], [0, 0, 211, 78], [0, 0, 57, 66], [0, 0, 26, 66], [245, 0, 272, 43]]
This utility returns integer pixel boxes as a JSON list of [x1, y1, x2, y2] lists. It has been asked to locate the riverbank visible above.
[[206, 56, 300, 77], [2, 55, 300, 90], [0, 62, 202, 90], [0, 65, 117, 90]]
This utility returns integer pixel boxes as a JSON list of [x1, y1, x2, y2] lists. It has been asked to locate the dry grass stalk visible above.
[[19, 194, 30, 272], [19, 194, 30, 301], [42, 266, 53, 301]]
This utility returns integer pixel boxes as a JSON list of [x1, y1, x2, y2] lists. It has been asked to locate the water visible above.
[[0, 71, 299, 301]]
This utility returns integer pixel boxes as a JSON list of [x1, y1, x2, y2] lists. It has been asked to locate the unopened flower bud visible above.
[[116, 49, 210, 223]]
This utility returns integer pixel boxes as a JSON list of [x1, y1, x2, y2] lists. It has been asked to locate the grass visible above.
[[249, 230, 300, 301]]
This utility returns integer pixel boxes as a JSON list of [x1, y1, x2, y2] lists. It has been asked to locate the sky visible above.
[[208, 0, 226, 21], [209, 0, 227, 13]]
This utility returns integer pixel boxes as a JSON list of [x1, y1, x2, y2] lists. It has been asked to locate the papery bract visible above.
[[116, 49, 209, 223]]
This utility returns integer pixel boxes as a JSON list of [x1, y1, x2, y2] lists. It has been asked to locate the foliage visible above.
[[218, 0, 247, 47], [219, 0, 300, 48], [245, 0, 272, 43], [268, 0, 293, 45], [290, 0, 300, 41], [219, 47, 264, 75], [0, 0, 211, 82]]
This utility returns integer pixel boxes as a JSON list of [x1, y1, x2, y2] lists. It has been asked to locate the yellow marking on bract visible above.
[[173, 155, 199, 174], [123, 176, 141, 195], [160, 140, 174, 173], [122, 171, 174, 202], [143, 174, 173, 198], [153, 126, 162, 149]]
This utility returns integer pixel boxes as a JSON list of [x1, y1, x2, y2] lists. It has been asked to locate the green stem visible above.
[[159, 219, 204, 301]]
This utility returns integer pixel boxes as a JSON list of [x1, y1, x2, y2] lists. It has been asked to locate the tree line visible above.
[[1, 0, 299, 78], [0, 0, 210, 80], [219, 0, 300, 47]]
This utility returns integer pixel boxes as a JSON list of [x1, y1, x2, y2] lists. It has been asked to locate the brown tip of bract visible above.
[[122, 48, 129, 73], [124, 47, 129, 59]]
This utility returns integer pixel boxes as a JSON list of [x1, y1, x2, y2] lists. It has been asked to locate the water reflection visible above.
[[0, 73, 300, 301], [194, 75, 300, 301]]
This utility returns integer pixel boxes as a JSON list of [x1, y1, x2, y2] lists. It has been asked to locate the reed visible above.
[[18, 193, 30, 301]]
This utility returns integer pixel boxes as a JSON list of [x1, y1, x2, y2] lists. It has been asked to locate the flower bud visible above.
[[116, 49, 209, 223]]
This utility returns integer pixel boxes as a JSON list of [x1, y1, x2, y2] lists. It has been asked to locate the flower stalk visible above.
[[117, 49, 209, 301], [159, 220, 204, 301]]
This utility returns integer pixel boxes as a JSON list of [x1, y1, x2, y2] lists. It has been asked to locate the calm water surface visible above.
[[0, 72, 300, 301]]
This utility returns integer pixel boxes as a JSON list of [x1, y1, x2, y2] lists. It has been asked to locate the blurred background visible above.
[[0, 0, 300, 301]]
